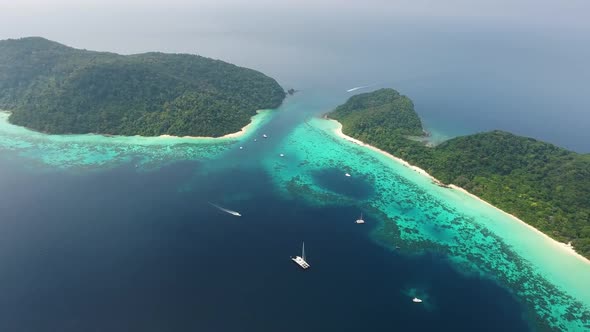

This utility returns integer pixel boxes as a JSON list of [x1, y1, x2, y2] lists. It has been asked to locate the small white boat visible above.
[[291, 242, 310, 269], [345, 173, 351, 177], [280, 153, 284, 157], [412, 298, 423, 303], [263, 134, 268, 138], [355, 213, 365, 224], [254, 138, 257, 142], [239, 146, 243, 150], [208, 202, 242, 217]]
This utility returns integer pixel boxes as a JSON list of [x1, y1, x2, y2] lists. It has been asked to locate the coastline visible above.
[[328, 118, 590, 265], [447, 184, 590, 265], [158, 109, 268, 140], [1, 109, 269, 141]]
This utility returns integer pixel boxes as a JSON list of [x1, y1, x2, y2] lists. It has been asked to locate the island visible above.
[[329, 88, 590, 259], [0, 37, 286, 137]]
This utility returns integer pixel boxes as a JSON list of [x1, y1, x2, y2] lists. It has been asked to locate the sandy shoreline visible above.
[[0, 110, 263, 140], [329, 119, 590, 265], [329, 119, 440, 182], [158, 110, 265, 140], [448, 184, 590, 265]]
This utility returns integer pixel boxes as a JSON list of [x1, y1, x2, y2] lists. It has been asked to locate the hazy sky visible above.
[[2, 0, 589, 55], [1, 0, 589, 151], [1, 1, 588, 81]]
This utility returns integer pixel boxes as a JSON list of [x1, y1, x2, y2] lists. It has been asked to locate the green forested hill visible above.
[[330, 88, 424, 137], [0, 37, 285, 136], [329, 89, 590, 258]]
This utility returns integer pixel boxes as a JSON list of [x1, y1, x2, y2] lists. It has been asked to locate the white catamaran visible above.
[[291, 242, 310, 269]]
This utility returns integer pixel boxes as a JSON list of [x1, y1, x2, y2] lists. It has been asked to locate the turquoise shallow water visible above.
[[0, 110, 273, 170], [263, 114, 590, 330], [0, 94, 589, 330]]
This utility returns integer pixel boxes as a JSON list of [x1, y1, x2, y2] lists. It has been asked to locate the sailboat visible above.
[[291, 242, 310, 269], [355, 213, 365, 224]]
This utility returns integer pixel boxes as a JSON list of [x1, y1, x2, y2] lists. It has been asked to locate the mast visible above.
[[302, 242, 306, 260]]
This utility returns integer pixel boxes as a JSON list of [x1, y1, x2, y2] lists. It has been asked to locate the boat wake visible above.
[[208, 202, 242, 216], [346, 84, 375, 92]]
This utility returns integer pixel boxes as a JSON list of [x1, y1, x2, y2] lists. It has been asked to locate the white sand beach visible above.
[[330, 119, 590, 265], [158, 109, 267, 140]]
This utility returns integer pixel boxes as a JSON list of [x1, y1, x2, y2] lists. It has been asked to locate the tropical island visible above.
[[329, 88, 590, 259], [0, 37, 285, 137]]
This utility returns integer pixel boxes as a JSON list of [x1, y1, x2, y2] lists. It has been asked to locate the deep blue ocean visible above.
[[0, 143, 531, 331]]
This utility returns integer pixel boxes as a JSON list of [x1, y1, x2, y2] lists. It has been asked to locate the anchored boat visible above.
[[355, 213, 365, 224], [291, 242, 310, 269]]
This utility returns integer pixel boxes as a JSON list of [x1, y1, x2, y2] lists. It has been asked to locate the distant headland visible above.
[[0, 37, 286, 137], [328, 88, 590, 259]]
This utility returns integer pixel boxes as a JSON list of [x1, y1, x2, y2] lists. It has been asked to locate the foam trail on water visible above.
[[208, 202, 242, 216], [346, 84, 377, 92]]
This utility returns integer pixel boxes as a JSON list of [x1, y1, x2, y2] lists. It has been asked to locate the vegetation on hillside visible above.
[[0, 37, 285, 136], [329, 88, 590, 258], [330, 88, 424, 137]]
